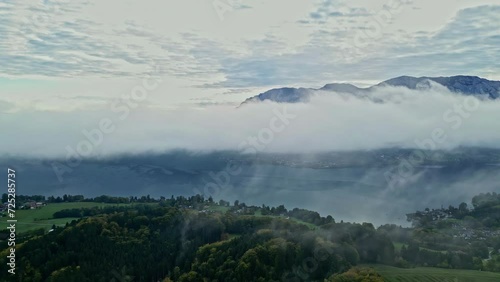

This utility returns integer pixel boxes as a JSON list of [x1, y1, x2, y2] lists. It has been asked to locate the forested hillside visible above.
[[1, 193, 500, 281], [0, 195, 392, 281]]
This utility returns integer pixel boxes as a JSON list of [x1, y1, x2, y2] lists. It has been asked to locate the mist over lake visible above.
[[4, 150, 500, 226]]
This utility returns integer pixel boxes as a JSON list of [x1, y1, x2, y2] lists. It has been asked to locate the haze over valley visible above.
[[3, 1, 500, 280]]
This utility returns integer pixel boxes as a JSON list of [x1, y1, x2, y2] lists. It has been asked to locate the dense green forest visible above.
[[1, 192, 500, 281]]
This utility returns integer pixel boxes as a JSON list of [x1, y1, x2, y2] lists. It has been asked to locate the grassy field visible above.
[[206, 206, 318, 229], [207, 204, 231, 213], [253, 210, 317, 229], [393, 242, 406, 252], [368, 264, 500, 282], [0, 202, 139, 233]]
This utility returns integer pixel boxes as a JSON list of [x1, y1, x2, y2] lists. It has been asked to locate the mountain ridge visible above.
[[241, 75, 500, 104]]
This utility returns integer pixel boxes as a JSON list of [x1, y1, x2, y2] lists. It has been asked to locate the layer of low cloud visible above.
[[2, 85, 500, 158]]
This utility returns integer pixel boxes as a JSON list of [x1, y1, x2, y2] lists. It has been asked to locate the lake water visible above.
[[5, 158, 500, 226]]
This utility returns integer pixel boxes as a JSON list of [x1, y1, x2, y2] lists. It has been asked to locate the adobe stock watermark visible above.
[[193, 105, 297, 199], [282, 238, 336, 282], [51, 65, 163, 182], [110, 267, 134, 282], [338, 0, 411, 61], [384, 95, 480, 188], [22, 0, 69, 29], [212, 0, 246, 21]]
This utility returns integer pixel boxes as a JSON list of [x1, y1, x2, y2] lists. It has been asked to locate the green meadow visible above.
[[0, 202, 136, 233], [368, 264, 500, 282]]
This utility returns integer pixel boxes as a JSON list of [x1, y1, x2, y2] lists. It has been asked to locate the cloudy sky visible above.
[[1, 0, 500, 157], [1, 0, 499, 109]]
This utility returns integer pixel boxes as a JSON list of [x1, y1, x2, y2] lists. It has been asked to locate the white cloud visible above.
[[2, 86, 500, 158]]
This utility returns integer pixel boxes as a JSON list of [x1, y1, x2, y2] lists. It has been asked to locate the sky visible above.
[[1, 0, 499, 108], [1, 0, 500, 157]]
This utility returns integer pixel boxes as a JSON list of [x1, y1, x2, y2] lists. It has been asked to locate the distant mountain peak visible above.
[[241, 75, 500, 105], [319, 83, 362, 92], [380, 75, 500, 98]]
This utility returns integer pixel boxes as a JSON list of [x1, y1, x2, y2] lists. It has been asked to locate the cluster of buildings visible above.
[[0, 201, 45, 211], [452, 223, 500, 241]]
